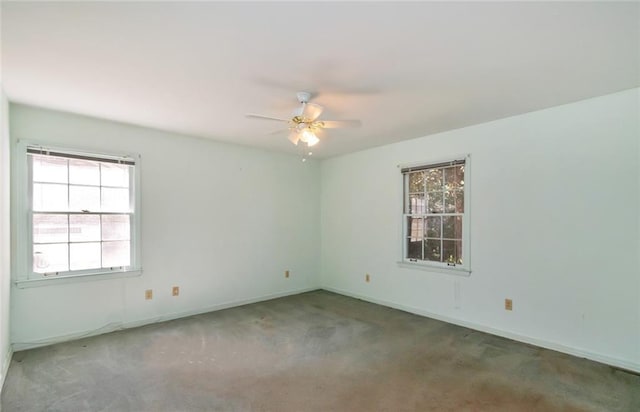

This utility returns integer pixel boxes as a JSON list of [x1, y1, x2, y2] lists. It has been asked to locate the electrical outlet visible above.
[[285, 270, 290, 278], [145, 289, 153, 300], [365, 273, 370, 283], [172, 286, 179, 296], [505, 298, 513, 311]]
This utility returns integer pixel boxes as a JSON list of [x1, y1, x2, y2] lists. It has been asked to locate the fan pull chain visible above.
[[300, 142, 313, 162]]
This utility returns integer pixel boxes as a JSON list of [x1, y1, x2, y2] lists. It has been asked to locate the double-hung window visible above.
[[15, 142, 141, 285], [401, 157, 470, 273]]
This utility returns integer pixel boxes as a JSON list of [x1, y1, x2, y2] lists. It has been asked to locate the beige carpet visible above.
[[2, 290, 639, 411]]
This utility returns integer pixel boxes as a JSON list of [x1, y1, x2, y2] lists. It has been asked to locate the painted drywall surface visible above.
[[1, 0, 10, 372], [320, 88, 640, 370], [9, 104, 320, 346], [1, 91, 12, 386]]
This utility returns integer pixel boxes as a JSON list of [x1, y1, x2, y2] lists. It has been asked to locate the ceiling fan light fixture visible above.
[[246, 91, 361, 150], [302, 129, 319, 147]]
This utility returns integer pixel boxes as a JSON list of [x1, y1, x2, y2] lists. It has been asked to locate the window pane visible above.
[[102, 215, 130, 241], [444, 166, 464, 190], [33, 214, 68, 244], [33, 243, 68, 273], [406, 217, 423, 239], [33, 183, 68, 211], [408, 172, 424, 193], [427, 191, 443, 214], [409, 194, 425, 214], [101, 163, 130, 188], [70, 242, 101, 270], [403, 161, 465, 267], [32, 155, 67, 183], [69, 185, 100, 211], [69, 159, 100, 186], [101, 188, 129, 212], [425, 169, 443, 192], [424, 239, 441, 262], [406, 238, 422, 260], [69, 215, 101, 242], [102, 241, 130, 268], [443, 216, 463, 240], [426, 216, 441, 238], [442, 240, 463, 265], [445, 190, 464, 213]]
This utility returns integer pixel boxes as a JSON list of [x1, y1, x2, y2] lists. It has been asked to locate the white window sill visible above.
[[14, 268, 143, 289], [397, 261, 471, 276]]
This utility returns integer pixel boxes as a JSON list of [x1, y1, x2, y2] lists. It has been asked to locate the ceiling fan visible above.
[[246, 91, 361, 149]]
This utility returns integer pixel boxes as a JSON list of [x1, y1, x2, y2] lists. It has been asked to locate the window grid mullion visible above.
[[28, 156, 34, 275], [440, 209, 444, 262], [33, 211, 128, 215], [403, 174, 408, 214], [100, 214, 103, 269], [422, 174, 426, 261], [421, 215, 425, 261], [438, 168, 444, 263], [66, 160, 71, 272], [99, 164, 103, 269], [35, 181, 126, 190]]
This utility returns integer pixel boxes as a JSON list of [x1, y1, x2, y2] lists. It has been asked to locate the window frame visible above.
[[13, 140, 142, 287], [398, 154, 471, 275]]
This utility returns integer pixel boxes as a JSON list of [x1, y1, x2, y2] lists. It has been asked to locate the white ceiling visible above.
[[2, 1, 639, 158]]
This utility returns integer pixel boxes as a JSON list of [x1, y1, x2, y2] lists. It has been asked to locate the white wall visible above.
[[0, 1, 13, 389], [9, 104, 320, 348], [320, 88, 640, 372], [1, 92, 12, 388]]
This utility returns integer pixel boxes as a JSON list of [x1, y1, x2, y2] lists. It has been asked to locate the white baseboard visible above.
[[11, 285, 639, 375], [0, 347, 13, 395], [12, 287, 320, 352], [121, 286, 320, 330], [322, 286, 640, 374]]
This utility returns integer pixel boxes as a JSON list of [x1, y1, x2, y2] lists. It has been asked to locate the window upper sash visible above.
[[401, 159, 465, 174]]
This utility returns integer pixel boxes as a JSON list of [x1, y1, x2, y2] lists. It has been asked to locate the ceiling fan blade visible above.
[[301, 103, 323, 122], [288, 131, 301, 145], [246, 114, 289, 122], [319, 120, 362, 129], [268, 129, 289, 135]]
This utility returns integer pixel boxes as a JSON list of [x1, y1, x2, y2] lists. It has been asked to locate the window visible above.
[[15, 142, 141, 284], [401, 157, 469, 272]]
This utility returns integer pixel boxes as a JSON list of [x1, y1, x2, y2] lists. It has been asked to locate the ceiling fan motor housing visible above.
[[296, 91, 311, 104]]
